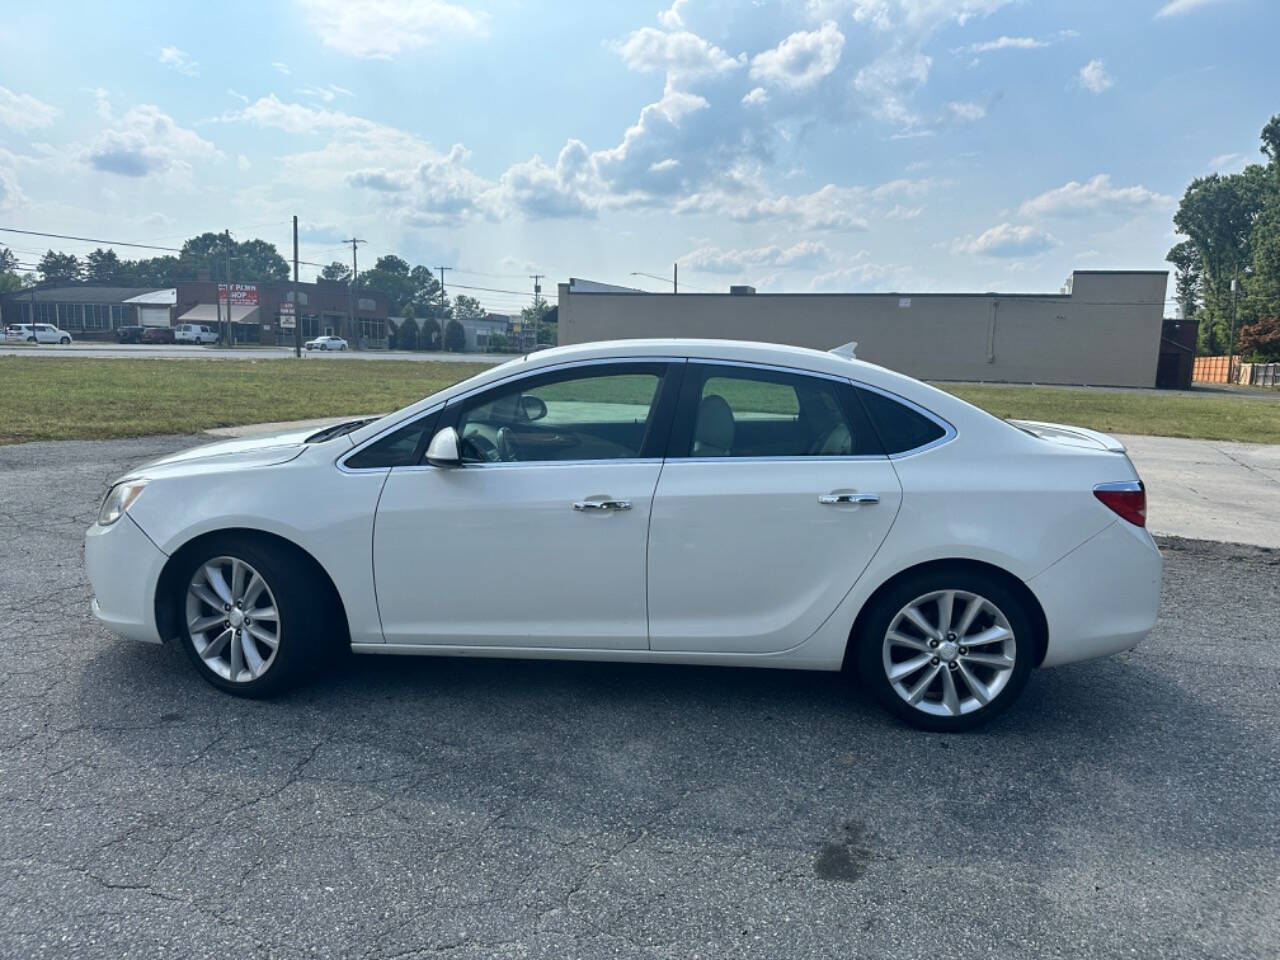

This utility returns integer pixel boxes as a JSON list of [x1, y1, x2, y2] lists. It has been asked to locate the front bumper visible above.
[[1030, 519, 1163, 668], [85, 514, 169, 644]]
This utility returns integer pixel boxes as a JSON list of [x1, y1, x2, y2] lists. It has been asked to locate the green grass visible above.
[[0, 357, 490, 444], [943, 384, 1280, 445], [2, 356, 1279, 445]]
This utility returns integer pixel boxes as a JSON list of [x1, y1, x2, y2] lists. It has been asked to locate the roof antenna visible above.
[[829, 341, 858, 359]]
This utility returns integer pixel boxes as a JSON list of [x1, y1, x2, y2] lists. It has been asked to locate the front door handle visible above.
[[573, 499, 633, 512], [818, 493, 880, 505]]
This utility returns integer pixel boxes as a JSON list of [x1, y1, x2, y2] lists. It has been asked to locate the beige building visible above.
[[557, 270, 1169, 388]]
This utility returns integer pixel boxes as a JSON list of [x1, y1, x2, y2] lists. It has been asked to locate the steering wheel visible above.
[[461, 433, 501, 463]]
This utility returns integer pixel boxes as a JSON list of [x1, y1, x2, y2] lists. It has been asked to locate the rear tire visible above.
[[854, 568, 1035, 732], [175, 536, 334, 697]]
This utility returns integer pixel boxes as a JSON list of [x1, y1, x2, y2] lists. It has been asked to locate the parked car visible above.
[[85, 339, 1162, 730], [140, 327, 176, 344], [6, 323, 72, 344], [116, 326, 145, 344], [175, 323, 219, 344], [305, 335, 348, 351]]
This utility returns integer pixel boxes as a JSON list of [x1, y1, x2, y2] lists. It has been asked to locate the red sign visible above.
[[218, 283, 258, 306]]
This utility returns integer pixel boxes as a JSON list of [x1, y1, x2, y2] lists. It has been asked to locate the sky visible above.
[[0, 0, 1276, 315]]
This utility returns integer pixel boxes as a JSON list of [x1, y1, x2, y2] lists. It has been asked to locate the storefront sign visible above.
[[218, 283, 259, 306], [279, 300, 296, 328]]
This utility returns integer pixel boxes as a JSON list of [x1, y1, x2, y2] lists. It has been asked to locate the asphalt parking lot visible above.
[[2, 436, 1278, 959]]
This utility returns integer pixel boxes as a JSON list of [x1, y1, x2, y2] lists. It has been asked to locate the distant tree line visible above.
[[1169, 114, 1280, 360]]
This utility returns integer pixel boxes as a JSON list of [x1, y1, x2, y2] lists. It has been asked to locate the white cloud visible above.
[[226, 88, 250, 103], [615, 28, 743, 80], [0, 86, 59, 132], [1075, 59, 1113, 93], [85, 103, 219, 178], [158, 46, 199, 77], [955, 222, 1057, 257], [945, 100, 985, 121], [676, 173, 930, 231], [749, 21, 845, 90], [237, 154, 251, 171], [1019, 174, 1173, 218], [683, 241, 831, 273], [854, 52, 932, 125], [1207, 152, 1247, 172], [741, 86, 769, 106], [1156, 0, 1232, 17], [658, 0, 690, 28], [809, 259, 891, 292], [272, 61, 292, 75], [844, 0, 1014, 31], [229, 95, 379, 135], [483, 140, 598, 219], [297, 0, 487, 59], [297, 84, 354, 103], [958, 30, 1078, 55]]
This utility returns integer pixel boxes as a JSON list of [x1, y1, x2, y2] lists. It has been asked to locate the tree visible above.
[[444, 318, 466, 352], [0, 247, 17, 273], [420, 317, 441, 350], [320, 261, 352, 283], [84, 248, 125, 284], [1166, 240, 1203, 320], [452, 294, 485, 324], [38, 250, 82, 284], [357, 255, 415, 314], [486, 332, 509, 353], [179, 231, 289, 282], [1237, 315, 1280, 361], [398, 316, 420, 351]]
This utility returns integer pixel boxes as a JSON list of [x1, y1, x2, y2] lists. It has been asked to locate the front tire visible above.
[[59, 336, 70, 345], [176, 537, 331, 697], [854, 569, 1035, 731]]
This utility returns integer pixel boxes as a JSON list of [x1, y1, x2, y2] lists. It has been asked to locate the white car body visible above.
[[174, 323, 218, 344], [6, 323, 72, 344], [305, 336, 348, 351], [85, 339, 1163, 725]]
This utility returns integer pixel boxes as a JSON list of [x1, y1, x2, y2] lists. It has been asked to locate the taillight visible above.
[[1093, 481, 1146, 527]]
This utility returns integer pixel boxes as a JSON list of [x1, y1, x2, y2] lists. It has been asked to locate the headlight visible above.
[[98, 480, 149, 526]]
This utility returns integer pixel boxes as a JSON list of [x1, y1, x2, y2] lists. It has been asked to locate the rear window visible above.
[[856, 387, 948, 454]]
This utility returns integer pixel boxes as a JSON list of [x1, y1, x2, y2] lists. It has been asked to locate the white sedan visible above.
[[85, 339, 1162, 730], [304, 335, 348, 351]]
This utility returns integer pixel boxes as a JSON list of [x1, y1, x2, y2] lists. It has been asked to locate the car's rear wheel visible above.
[[176, 537, 329, 696], [855, 569, 1035, 731]]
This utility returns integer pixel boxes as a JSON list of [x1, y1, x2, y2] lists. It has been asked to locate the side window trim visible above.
[[338, 405, 444, 472], [850, 380, 956, 458], [667, 360, 886, 461], [439, 359, 679, 465]]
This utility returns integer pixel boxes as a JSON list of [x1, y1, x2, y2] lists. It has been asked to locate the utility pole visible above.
[[673, 262, 678, 294], [436, 266, 449, 350], [530, 273, 544, 349], [343, 237, 364, 349], [225, 231, 233, 349], [292, 216, 301, 358], [1226, 268, 1240, 385]]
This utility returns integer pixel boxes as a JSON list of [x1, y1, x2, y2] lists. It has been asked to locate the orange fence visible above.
[[1192, 355, 1240, 383]]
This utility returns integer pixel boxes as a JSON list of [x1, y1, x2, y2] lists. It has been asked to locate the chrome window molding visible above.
[[389, 458, 665, 473], [850, 380, 957, 459]]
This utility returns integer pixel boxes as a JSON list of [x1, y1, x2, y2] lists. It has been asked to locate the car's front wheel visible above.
[[854, 569, 1035, 731], [59, 336, 70, 345], [177, 537, 329, 696]]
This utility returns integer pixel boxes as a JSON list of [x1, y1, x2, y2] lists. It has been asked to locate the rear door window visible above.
[[855, 387, 949, 454]]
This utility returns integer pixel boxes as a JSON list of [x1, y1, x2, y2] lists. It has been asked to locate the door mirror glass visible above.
[[425, 426, 462, 466], [518, 395, 548, 422]]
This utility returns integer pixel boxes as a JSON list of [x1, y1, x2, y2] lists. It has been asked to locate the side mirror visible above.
[[518, 395, 548, 422], [425, 426, 462, 467]]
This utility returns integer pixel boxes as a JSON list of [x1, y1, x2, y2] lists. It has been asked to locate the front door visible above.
[[647, 362, 902, 654], [372, 359, 679, 649]]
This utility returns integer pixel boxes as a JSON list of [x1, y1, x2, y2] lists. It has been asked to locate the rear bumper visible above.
[[1030, 519, 1163, 668], [85, 514, 168, 644]]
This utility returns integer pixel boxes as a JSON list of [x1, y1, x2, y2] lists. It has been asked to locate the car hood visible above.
[[127, 427, 338, 479], [1008, 419, 1127, 453]]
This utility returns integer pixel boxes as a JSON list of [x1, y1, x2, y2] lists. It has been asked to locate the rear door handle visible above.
[[573, 499, 632, 511], [818, 493, 879, 505]]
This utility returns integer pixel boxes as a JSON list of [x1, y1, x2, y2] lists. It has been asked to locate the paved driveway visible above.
[[1, 436, 1277, 959]]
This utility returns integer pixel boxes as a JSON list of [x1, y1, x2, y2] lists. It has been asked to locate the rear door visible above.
[[646, 362, 902, 654]]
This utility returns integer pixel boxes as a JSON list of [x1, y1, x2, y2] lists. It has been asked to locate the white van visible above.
[[175, 323, 219, 344], [5, 323, 72, 344]]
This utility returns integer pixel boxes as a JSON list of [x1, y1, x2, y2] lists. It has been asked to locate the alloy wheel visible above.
[[186, 556, 281, 682], [881, 589, 1016, 718]]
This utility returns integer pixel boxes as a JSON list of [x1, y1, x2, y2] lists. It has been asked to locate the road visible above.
[[1, 435, 1277, 959], [0, 342, 506, 363]]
